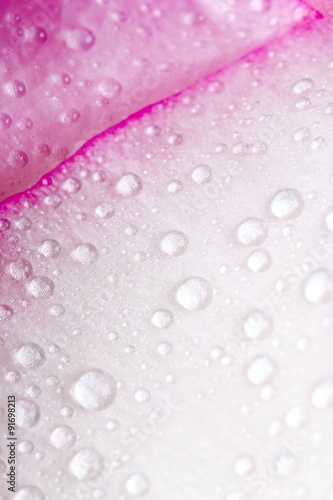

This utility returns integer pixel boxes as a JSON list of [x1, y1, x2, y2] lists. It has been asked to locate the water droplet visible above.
[[26, 277, 55, 299], [168, 133, 183, 145], [62, 177, 81, 193], [0, 218, 10, 231], [38, 240, 61, 258], [294, 127, 311, 142], [237, 218, 268, 246], [115, 173, 142, 197], [13, 343, 45, 369], [16, 399, 40, 429], [14, 486, 45, 500], [50, 425, 76, 449], [18, 440, 34, 454], [310, 378, 333, 409], [191, 165, 211, 184], [126, 473, 150, 496], [69, 448, 104, 480], [95, 202, 114, 218], [311, 136, 325, 151], [246, 356, 276, 385], [151, 309, 173, 329], [303, 269, 333, 304], [6, 259, 32, 280], [0, 304, 14, 322], [247, 249, 272, 272], [0, 112, 12, 129], [293, 78, 314, 95], [49, 303, 66, 316], [70, 369, 117, 410], [176, 277, 212, 311], [325, 209, 333, 231], [71, 243, 98, 265], [8, 150, 28, 168], [65, 26, 96, 50], [285, 406, 308, 428], [270, 189, 304, 220], [156, 342, 173, 356], [4, 79, 26, 98], [134, 388, 151, 403], [60, 109, 81, 124], [234, 455, 255, 476], [160, 231, 188, 256], [242, 310, 273, 340]]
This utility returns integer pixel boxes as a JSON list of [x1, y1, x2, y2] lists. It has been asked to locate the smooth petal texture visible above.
[[0, 18, 333, 499], [0, 0, 315, 201]]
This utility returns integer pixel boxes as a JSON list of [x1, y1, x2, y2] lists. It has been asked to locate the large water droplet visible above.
[[270, 189, 304, 220], [26, 277, 55, 299], [310, 378, 333, 409], [4, 79, 27, 98], [303, 269, 333, 304], [69, 448, 104, 480], [247, 249, 271, 272], [160, 231, 188, 256], [126, 473, 150, 497], [176, 277, 212, 311], [115, 173, 142, 197], [16, 399, 40, 429], [246, 356, 276, 385], [70, 369, 117, 410], [151, 309, 173, 329], [237, 218, 268, 246], [6, 259, 32, 280], [13, 343, 45, 369], [50, 425, 76, 449], [71, 243, 98, 265]]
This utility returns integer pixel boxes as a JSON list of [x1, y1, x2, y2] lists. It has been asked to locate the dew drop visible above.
[[13, 343, 45, 369], [303, 269, 333, 304], [247, 249, 271, 272], [325, 209, 333, 231], [16, 399, 40, 429], [156, 342, 173, 356], [294, 127, 311, 142], [310, 378, 333, 409], [69, 448, 104, 480], [95, 203, 114, 218], [167, 180, 183, 193], [285, 406, 308, 428], [50, 425, 76, 449], [115, 173, 142, 197], [60, 109, 81, 124], [242, 310, 273, 340], [293, 78, 314, 95], [237, 218, 268, 246], [70, 369, 117, 410], [26, 277, 54, 299], [234, 455, 255, 476], [176, 277, 212, 311], [49, 303, 66, 316], [134, 388, 151, 403], [160, 231, 188, 256], [71, 243, 98, 265], [4, 79, 26, 98], [246, 356, 276, 385], [0, 112, 12, 129], [6, 259, 32, 280], [126, 473, 150, 497], [270, 189, 304, 220], [151, 309, 173, 329], [62, 177, 81, 193], [191, 165, 211, 184], [65, 26, 96, 51], [8, 150, 28, 168], [38, 239, 61, 258]]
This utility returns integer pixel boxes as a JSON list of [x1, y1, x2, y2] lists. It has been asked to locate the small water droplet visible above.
[[237, 218, 268, 246], [270, 189, 304, 220], [303, 269, 333, 304], [246, 356, 276, 385], [70, 369, 117, 410], [160, 231, 188, 256], [176, 277, 212, 311]]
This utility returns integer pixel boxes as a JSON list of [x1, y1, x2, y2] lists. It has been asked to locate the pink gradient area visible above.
[[0, 0, 316, 203]]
